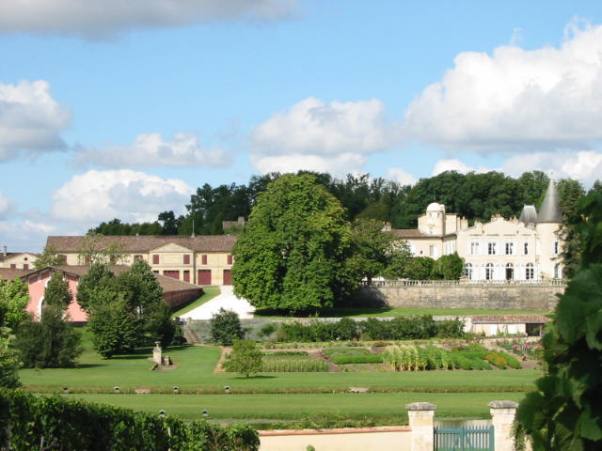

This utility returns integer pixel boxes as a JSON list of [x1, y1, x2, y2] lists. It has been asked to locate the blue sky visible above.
[[1, 0, 602, 250]]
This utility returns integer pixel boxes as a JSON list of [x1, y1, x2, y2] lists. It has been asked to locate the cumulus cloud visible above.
[[0, 0, 296, 37], [386, 168, 416, 186], [0, 80, 70, 161], [402, 22, 602, 152], [51, 170, 192, 224], [502, 150, 602, 186], [75, 133, 229, 168], [251, 97, 394, 174], [431, 159, 493, 176]]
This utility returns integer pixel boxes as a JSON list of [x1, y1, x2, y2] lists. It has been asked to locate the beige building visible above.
[[46, 235, 236, 286], [390, 180, 563, 281], [0, 247, 38, 270]]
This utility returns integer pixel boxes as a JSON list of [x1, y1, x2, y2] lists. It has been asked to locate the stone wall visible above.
[[362, 281, 564, 310]]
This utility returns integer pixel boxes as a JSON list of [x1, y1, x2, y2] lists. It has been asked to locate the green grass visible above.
[[255, 306, 550, 318], [63, 391, 526, 422], [171, 286, 220, 318]]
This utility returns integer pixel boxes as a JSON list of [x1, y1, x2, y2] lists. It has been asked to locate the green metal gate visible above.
[[434, 425, 494, 450]]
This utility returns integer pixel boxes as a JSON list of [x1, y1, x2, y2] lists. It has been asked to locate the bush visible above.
[[223, 340, 263, 377], [0, 335, 20, 388], [258, 323, 277, 339], [210, 309, 244, 345], [0, 388, 259, 450]]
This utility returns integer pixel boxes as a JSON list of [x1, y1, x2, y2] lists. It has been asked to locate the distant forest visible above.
[[90, 170, 601, 236]]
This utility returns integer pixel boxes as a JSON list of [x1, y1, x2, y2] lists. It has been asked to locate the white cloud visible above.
[[75, 133, 229, 168], [386, 168, 416, 186], [502, 150, 602, 186], [0, 219, 55, 251], [0, 0, 296, 37], [0, 80, 70, 161], [251, 97, 394, 174], [0, 193, 10, 219], [51, 170, 192, 224], [403, 22, 602, 152]]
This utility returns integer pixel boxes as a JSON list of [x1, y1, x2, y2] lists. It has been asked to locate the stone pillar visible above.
[[489, 400, 519, 451], [153, 341, 162, 366], [406, 402, 436, 451]]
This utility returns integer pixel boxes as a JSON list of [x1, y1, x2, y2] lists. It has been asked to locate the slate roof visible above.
[[538, 180, 562, 223], [47, 235, 236, 253]]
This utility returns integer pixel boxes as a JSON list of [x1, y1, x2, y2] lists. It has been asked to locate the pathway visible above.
[[179, 286, 255, 320]]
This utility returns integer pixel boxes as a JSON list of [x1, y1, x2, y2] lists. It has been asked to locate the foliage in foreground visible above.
[[516, 191, 602, 450], [0, 278, 29, 331], [0, 388, 259, 451], [223, 340, 263, 378]]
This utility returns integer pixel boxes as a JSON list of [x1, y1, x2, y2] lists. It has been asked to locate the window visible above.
[[23, 264, 29, 270], [505, 242, 514, 255], [505, 263, 513, 281], [464, 263, 473, 280], [554, 241, 559, 255], [526, 263, 534, 280], [470, 242, 479, 256], [10, 264, 16, 269], [134, 254, 143, 262], [554, 264, 561, 279], [183, 254, 190, 265], [183, 270, 190, 283], [524, 242, 529, 255], [152, 254, 159, 264], [429, 245, 435, 257], [488, 242, 496, 255], [227, 254, 233, 265], [201, 254, 207, 265], [485, 263, 494, 280]]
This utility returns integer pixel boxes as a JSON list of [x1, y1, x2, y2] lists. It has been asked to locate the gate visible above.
[[434, 425, 494, 450]]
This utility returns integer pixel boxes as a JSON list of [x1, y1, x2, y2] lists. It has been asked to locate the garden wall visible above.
[[363, 281, 564, 310]]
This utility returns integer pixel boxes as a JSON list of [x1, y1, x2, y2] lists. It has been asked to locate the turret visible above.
[[538, 179, 562, 224]]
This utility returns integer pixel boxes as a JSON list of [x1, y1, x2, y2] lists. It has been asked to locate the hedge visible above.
[[275, 316, 464, 342], [0, 389, 259, 451]]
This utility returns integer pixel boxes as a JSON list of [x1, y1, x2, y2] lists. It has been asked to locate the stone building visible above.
[[390, 180, 563, 281], [0, 247, 38, 270], [46, 235, 236, 286]]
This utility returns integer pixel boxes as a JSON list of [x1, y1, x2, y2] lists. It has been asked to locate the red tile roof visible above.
[[46, 235, 236, 253]]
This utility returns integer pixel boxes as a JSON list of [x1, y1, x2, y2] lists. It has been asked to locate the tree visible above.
[[34, 245, 66, 269], [556, 179, 586, 278], [224, 340, 263, 378], [233, 174, 355, 312], [431, 253, 464, 280], [88, 295, 141, 358], [346, 219, 393, 283], [0, 278, 29, 330], [404, 257, 435, 280], [76, 263, 118, 311], [0, 333, 20, 388], [44, 272, 72, 309], [383, 242, 413, 279], [78, 233, 125, 265], [516, 191, 602, 449], [210, 309, 244, 346]]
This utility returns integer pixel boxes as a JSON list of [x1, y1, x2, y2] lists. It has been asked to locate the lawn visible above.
[[255, 306, 550, 318], [64, 391, 526, 423], [171, 286, 220, 318]]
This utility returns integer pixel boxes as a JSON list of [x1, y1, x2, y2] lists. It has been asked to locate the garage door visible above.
[[163, 270, 180, 280], [197, 269, 212, 285], [223, 269, 232, 285]]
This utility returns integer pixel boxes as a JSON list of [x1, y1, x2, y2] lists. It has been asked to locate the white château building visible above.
[[389, 180, 563, 281]]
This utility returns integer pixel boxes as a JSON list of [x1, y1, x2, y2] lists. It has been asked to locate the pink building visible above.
[[17, 266, 203, 323]]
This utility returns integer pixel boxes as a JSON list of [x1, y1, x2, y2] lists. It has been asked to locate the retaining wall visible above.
[[363, 281, 564, 310]]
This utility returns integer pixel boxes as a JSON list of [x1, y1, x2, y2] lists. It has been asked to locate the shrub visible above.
[[210, 309, 244, 345], [224, 340, 263, 377], [0, 388, 259, 450], [258, 323, 277, 339], [0, 334, 20, 388]]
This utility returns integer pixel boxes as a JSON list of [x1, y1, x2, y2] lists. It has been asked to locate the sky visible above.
[[1, 0, 602, 251]]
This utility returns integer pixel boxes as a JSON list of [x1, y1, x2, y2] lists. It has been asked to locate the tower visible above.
[[536, 179, 563, 279]]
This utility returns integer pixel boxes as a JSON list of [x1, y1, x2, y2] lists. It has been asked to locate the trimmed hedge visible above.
[[275, 316, 464, 342], [0, 389, 259, 451]]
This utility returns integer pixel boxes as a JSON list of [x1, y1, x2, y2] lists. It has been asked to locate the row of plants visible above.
[[0, 389, 258, 450], [497, 338, 542, 360], [261, 352, 329, 372], [322, 347, 383, 364], [274, 316, 464, 342], [382, 344, 521, 372]]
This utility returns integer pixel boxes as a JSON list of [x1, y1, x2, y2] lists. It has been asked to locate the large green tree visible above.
[[516, 191, 602, 449], [346, 219, 393, 283], [233, 174, 354, 312], [0, 278, 29, 330]]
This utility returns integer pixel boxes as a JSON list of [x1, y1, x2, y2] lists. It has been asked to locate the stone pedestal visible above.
[[406, 402, 436, 451], [152, 341, 162, 366], [489, 400, 519, 451]]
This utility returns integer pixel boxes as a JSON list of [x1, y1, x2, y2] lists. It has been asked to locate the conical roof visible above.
[[538, 179, 562, 223], [519, 205, 538, 225]]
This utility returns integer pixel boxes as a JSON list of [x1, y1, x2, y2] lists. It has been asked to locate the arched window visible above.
[[526, 263, 534, 280], [485, 263, 494, 281], [464, 263, 473, 280], [554, 263, 561, 279], [505, 263, 514, 281]]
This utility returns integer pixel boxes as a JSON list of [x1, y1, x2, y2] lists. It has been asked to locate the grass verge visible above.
[[171, 286, 220, 318]]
